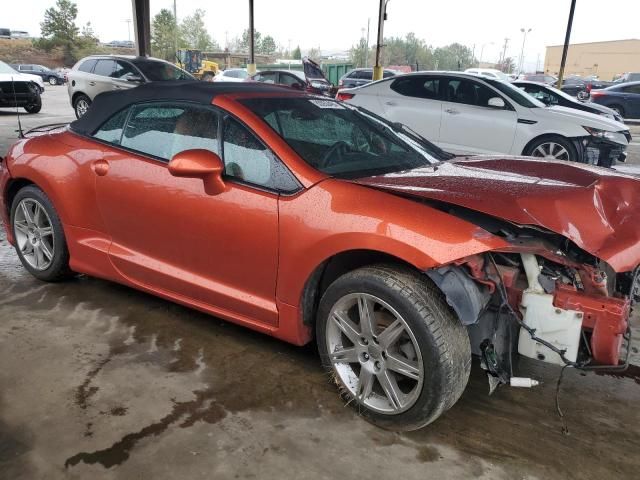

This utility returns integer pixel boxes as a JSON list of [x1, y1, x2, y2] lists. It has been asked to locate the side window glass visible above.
[[446, 80, 497, 107], [222, 117, 297, 191], [93, 108, 129, 144], [255, 72, 277, 84], [78, 59, 97, 73], [391, 77, 440, 99], [279, 73, 302, 87], [112, 61, 139, 80], [93, 60, 115, 77], [121, 103, 219, 161]]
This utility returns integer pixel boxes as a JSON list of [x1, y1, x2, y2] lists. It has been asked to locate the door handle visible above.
[[444, 108, 460, 115], [92, 159, 109, 176], [385, 101, 397, 106], [89, 81, 96, 86]]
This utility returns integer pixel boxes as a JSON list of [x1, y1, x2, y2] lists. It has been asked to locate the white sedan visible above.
[[337, 72, 631, 167], [213, 68, 249, 82]]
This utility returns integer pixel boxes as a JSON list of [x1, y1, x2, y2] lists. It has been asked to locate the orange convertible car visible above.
[[0, 82, 637, 430]]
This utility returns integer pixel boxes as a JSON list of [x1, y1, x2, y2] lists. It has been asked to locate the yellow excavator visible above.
[[176, 49, 219, 81]]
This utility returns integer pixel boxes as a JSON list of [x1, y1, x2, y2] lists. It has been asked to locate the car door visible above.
[[439, 77, 517, 155], [621, 84, 640, 117], [88, 59, 117, 98], [377, 75, 444, 143], [92, 102, 289, 326], [110, 60, 144, 91]]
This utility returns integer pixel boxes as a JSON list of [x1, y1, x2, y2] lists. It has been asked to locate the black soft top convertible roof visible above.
[[70, 81, 295, 136]]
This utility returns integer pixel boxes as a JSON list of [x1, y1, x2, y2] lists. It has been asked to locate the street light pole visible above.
[[247, 0, 256, 75], [518, 28, 531, 74], [373, 0, 390, 81], [173, 0, 178, 60], [365, 18, 370, 68]]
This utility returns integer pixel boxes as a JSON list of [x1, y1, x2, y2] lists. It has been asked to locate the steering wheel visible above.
[[320, 141, 351, 168]]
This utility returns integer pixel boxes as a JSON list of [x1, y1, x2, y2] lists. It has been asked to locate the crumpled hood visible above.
[[355, 156, 640, 272]]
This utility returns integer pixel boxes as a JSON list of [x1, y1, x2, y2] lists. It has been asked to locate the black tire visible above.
[[48, 76, 58, 86], [73, 94, 91, 119], [24, 94, 42, 114], [609, 104, 625, 118], [317, 265, 471, 431], [10, 185, 73, 282], [523, 135, 578, 162]]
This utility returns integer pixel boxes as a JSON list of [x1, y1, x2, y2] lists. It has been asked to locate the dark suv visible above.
[[338, 68, 397, 89], [11, 64, 65, 85], [67, 55, 195, 118]]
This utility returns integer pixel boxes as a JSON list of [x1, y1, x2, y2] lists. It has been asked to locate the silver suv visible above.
[[67, 55, 195, 118]]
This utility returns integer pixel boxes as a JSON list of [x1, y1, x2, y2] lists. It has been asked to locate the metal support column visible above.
[[247, 0, 257, 75], [131, 0, 151, 57], [373, 0, 389, 81], [556, 0, 577, 89]]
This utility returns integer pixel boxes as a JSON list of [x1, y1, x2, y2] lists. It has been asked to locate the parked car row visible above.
[[10, 63, 64, 85], [0, 60, 43, 113]]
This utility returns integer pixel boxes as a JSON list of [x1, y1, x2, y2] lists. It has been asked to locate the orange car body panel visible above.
[[1, 91, 637, 349]]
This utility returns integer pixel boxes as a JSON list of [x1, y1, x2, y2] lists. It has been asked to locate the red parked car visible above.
[[0, 81, 636, 430]]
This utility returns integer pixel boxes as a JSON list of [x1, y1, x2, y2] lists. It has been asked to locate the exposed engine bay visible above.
[[426, 206, 633, 392]]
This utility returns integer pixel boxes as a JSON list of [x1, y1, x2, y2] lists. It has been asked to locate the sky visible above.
[[4, 0, 640, 71]]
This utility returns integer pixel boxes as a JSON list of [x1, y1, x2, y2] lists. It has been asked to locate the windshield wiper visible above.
[[390, 122, 455, 160]]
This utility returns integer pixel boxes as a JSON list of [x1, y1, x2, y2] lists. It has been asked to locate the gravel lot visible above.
[[1, 85, 640, 480]]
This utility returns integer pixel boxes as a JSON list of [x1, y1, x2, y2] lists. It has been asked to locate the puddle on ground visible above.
[[1, 228, 640, 478]]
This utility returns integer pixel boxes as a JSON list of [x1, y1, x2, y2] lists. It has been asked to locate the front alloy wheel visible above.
[[317, 265, 471, 431], [326, 293, 423, 414]]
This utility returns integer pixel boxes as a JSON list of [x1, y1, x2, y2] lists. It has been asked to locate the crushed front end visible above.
[[428, 226, 633, 391], [577, 128, 631, 167]]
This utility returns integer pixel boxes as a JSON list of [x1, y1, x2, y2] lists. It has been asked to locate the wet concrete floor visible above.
[[0, 227, 639, 479]]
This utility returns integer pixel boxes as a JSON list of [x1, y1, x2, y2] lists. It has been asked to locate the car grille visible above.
[[0, 81, 32, 94]]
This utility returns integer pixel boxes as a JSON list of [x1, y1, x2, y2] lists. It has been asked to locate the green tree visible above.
[[433, 43, 475, 71], [180, 9, 218, 51], [349, 38, 371, 68], [306, 47, 321, 62], [260, 35, 276, 55], [40, 0, 79, 43], [151, 9, 179, 61], [240, 29, 261, 53], [292, 45, 302, 60], [498, 56, 516, 73]]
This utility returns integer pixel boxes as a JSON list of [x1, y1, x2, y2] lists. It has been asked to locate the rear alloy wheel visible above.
[[74, 94, 91, 118], [525, 136, 577, 162], [48, 76, 58, 86], [317, 265, 471, 431], [609, 105, 625, 118], [11, 186, 72, 282]]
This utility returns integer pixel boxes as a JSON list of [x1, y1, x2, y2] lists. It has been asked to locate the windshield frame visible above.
[[483, 78, 545, 108], [239, 95, 447, 180]]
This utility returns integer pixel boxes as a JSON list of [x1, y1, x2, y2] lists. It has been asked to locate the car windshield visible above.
[[133, 60, 195, 81], [483, 78, 545, 108], [488, 70, 510, 82], [240, 96, 447, 178], [546, 85, 579, 102], [0, 61, 19, 74]]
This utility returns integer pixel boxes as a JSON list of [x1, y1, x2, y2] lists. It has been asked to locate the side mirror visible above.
[[487, 97, 506, 109], [168, 149, 226, 195], [126, 74, 145, 83]]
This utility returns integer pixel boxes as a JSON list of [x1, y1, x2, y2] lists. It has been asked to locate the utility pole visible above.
[[124, 19, 132, 42], [518, 28, 531, 74], [173, 0, 178, 60], [499, 37, 509, 67], [247, 0, 256, 74], [365, 18, 370, 68], [556, 0, 577, 89], [373, 0, 390, 81]]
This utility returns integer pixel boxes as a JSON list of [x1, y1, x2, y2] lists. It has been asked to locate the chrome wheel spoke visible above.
[[328, 346, 359, 364], [32, 203, 42, 227], [376, 370, 404, 410], [555, 147, 568, 159], [386, 353, 420, 380], [357, 368, 375, 401], [39, 226, 53, 237], [20, 201, 34, 225], [40, 241, 54, 261], [332, 311, 361, 344], [534, 145, 546, 156], [377, 319, 405, 350], [14, 220, 29, 235], [357, 296, 376, 338], [33, 245, 43, 268]]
